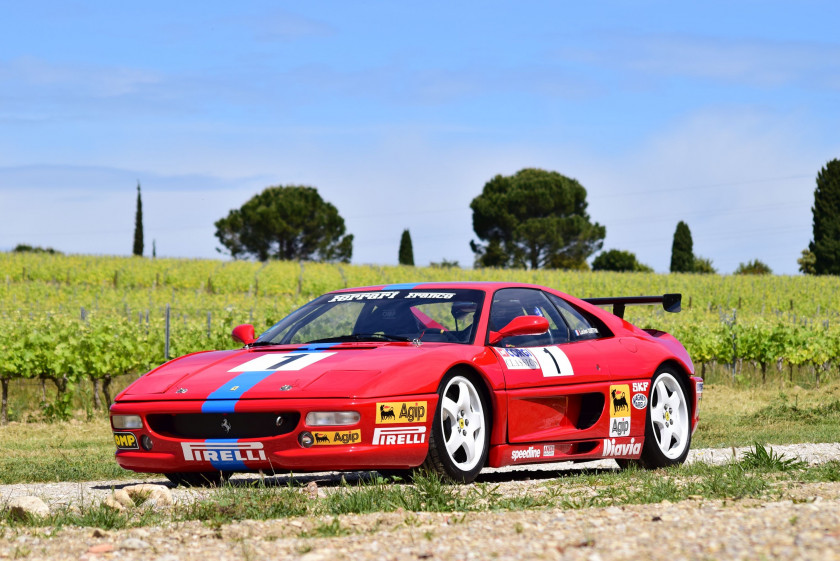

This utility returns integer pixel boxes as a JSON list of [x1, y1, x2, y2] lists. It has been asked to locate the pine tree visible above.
[[808, 159, 840, 275], [670, 221, 694, 273], [398, 229, 414, 266], [133, 183, 144, 257]]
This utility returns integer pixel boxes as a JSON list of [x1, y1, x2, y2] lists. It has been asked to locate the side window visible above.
[[547, 294, 610, 341], [489, 288, 570, 347]]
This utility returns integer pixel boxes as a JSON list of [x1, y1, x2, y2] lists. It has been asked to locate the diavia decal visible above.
[[229, 352, 336, 373], [376, 401, 427, 424], [603, 437, 642, 457], [511, 446, 541, 461], [372, 426, 427, 445], [182, 442, 266, 462], [609, 384, 631, 437], [113, 432, 139, 450], [313, 430, 361, 446], [495, 346, 574, 377]]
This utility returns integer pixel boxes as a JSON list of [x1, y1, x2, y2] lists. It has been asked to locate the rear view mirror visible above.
[[231, 324, 256, 345], [488, 316, 549, 345]]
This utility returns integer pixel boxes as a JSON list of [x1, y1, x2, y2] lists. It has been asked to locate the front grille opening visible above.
[[147, 412, 300, 439]]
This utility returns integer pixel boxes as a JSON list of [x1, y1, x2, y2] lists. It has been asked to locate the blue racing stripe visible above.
[[205, 438, 248, 471], [384, 283, 419, 289], [200, 343, 340, 413]]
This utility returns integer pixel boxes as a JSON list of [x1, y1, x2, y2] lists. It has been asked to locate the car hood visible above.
[[118, 342, 469, 402]]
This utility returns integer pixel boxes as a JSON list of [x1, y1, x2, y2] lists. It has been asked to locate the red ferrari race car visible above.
[[110, 282, 702, 485]]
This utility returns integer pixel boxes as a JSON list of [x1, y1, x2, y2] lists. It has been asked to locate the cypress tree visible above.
[[133, 183, 144, 257], [670, 221, 694, 273], [398, 229, 414, 266], [809, 159, 840, 275]]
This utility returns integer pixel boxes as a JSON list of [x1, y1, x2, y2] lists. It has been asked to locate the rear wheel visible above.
[[164, 471, 231, 487], [622, 367, 691, 469], [422, 372, 490, 483]]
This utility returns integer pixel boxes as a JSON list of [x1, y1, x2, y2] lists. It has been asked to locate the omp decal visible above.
[[609, 384, 631, 437], [312, 429, 361, 446], [201, 347, 338, 414], [602, 437, 641, 457], [511, 446, 541, 461], [632, 393, 648, 409], [495, 346, 574, 377], [113, 432, 138, 450], [372, 426, 426, 445], [182, 440, 266, 470], [329, 292, 399, 302], [376, 401, 427, 424]]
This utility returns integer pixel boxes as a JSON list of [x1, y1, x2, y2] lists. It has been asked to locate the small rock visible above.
[[90, 528, 111, 538], [124, 484, 173, 507], [87, 543, 114, 554], [119, 538, 150, 551], [113, 489, 133, 508], [7, 496, 49, 520], [102, 496, 126, 512], [306, 481, 319, 500]]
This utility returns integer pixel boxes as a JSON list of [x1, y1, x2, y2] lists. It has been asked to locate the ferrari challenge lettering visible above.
[[496, 348, 539, 369], [182, 442, 266, 462], [229, 352, 336, 373], [609, 384, 631, 437], [405, 292, 456, 299], [603, 437, 641, 457], [372, 426, 426, 445], [376, 401, 427, 424], [511, 446, 541, 461], [113, 432, 138, 450], [313, 430, 361, 446], [329, 291, 400, 302]]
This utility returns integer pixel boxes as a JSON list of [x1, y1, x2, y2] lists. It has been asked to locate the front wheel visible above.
[[624, 368, 691, 469], [422, 373, 490, 483]]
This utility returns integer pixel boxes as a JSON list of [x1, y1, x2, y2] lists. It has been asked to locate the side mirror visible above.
[[488, 316, 550, 345], [232, 324, 256, 346]]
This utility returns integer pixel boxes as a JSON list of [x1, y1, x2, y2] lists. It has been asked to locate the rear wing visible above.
[[582, 293, 681, 320]]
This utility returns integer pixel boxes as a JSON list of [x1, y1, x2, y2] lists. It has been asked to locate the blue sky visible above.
[[1, 1, 838, 274]]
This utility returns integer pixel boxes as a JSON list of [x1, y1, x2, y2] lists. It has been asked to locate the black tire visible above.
[[164, 471, 231, 487], [622, 367, 692, 469], [421, 372, 490, 483]]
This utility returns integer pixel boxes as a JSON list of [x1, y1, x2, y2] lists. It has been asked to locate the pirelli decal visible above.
[[372, 426, 426, 445], [113, 432, 138, 450], [181, 441, 266, 462]]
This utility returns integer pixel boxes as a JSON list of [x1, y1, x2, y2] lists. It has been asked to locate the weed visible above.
[[740, 443, 807, 472]]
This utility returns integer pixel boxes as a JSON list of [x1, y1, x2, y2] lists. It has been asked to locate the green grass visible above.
[[3, 448, 836, 531]]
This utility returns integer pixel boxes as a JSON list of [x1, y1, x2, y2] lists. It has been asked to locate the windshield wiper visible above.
[[306, 333, 412, 344]]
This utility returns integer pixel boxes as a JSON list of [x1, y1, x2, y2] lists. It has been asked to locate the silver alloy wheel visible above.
[[649, 371, 690, 460], [439, 375, 486, 472]]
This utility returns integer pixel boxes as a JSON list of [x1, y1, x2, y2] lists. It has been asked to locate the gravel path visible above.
[[2, 443, 840, 560]]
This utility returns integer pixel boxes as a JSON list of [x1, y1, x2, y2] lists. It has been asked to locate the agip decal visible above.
[[376, 401, 427, 424], [312, 430, 361, 446], [609, 384, 631, 437]]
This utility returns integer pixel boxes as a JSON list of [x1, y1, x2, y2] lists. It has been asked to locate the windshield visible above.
[[257, 289, 485, 345]]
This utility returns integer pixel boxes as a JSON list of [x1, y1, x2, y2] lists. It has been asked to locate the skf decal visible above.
[[182, 442, 266, 462], [229, 352, 336, 373], [511, 446, 541, 461], [609, 384, 631, 437], [113, 432, 138, 450], [543, 444, 555, 458], [632, 393, 648, 410], [495, 346, 574, 377], [372, 426, 426, 445], [603, 437, 642, 458], [632, 381, 649, 392], [312, 429, 361, 446], [376, 401, 427, 424]]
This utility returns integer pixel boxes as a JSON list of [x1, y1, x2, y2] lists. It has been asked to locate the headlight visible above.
[[112, 414, 143, 429], [305, 411, 360, 426]]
